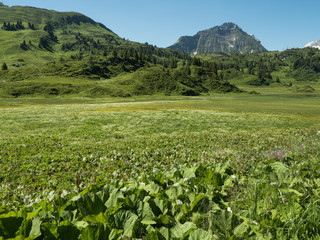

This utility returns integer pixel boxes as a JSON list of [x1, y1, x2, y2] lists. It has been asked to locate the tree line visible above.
[[1, 21, 35, 31]]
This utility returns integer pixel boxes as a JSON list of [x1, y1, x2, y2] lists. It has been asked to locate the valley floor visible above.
[[0, 93, 319, 239]]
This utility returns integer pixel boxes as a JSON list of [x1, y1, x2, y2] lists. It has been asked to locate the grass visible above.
[[0, 94, 319, 137], [0, 93, 319, 238], [0, 4, 120, 67]]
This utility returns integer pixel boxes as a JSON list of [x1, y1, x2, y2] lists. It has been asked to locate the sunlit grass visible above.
[[0, 94, 319, 239]]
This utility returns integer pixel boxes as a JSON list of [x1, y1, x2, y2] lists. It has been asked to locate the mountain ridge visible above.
[[305, 40, 320, 50], [0, 5, 242, 97], [169, 22, 267, 55]]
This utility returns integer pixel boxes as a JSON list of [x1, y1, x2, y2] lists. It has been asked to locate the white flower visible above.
[[227, 207, 232, 213], [231, 175, 236, 179], [184, 178, 189, 181], [176, 199, 183, 205], [173, 182, 180, 187]]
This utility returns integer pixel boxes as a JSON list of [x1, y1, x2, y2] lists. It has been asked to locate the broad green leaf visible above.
[[29, 217, 42, 237], [165, 185, 184, 200], [80, 226, 97, 240], [26, 208, 42, 220], [190, 193, 206, 211], [146, 225, 156, 233], [40, 222, 58, 239], [157, 214, 170, 225], [79, 223, 110, 240], [159, 227, 169, 240], [59, 210, 75, 222], [173, 204, 189, 222], [146, 231, 160, 240], [96, 190, 111, 204], [105, 189, 124, 210], [223, 176, 235, 188], [0, 215, 23, 238], [140, 202, 156, 225], [141, 218, 157, 225], [70, 195, 81, 202], [123, 213, 138, 237], [234, 221, 250, 237], [170, 222, 197, 239], [82, 212, 108, 224], [154, 173, 166, 186], [78, 192, 106, 215], [74, 221, 89, 229], [20, 235, 39, 240], [113, 210, 131, 229], [189, 228, 214, 240], [57, 221, 80, 240], [182, 167, 196, 179], [149, 198, 169, 216], [144, 182, 161, 194], [108, 228, 122, 240], [16, 218, 32, 237]]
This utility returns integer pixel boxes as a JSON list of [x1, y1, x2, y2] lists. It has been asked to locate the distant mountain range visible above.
[[0, 4, 319, 98], [168, 22, 267, 55], [304, 40, 320, 50], [0, 4, 243, 97]]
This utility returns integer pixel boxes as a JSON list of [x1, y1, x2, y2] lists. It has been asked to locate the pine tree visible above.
[[2, 63, 8, 71]]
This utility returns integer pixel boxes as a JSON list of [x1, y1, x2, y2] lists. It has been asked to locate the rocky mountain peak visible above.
[[304, 40, 320, 50], [169, 22, 267, 55]]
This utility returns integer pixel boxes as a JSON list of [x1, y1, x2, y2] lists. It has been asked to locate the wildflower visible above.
[[61, 190, 68, 198], [227, 207, 232, 213]]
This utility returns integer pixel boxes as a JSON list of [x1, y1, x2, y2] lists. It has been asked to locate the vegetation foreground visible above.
[[0, 94, 319, 239]]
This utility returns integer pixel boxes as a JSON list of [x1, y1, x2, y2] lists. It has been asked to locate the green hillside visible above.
[[197, 48, 320, 94], [0, 5, 319, 99], [0, 5, 242, 98], [0, 4, 120, 65], [0, 4, 320, 240]]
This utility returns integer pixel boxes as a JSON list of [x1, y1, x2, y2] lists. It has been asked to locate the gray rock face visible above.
[[169, 22, 267, 54]]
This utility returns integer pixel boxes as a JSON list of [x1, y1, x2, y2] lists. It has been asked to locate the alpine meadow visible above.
[[0, 3, 320, 240]]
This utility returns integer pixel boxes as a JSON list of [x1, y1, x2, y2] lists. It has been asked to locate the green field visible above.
[[1, 4, 320, 239], [0, 93, 319, 239]]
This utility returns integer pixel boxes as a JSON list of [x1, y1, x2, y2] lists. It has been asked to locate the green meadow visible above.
[[0, 92, 319, 239], [1, 4, 320, 239]]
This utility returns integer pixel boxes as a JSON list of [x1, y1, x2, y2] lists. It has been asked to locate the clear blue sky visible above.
[[5, 0, 320, 51]]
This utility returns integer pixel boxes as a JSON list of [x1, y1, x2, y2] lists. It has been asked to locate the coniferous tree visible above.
[[1, 22, 6, 29], [28, 22, 35, 30], [20, 40, 28, 50], [2, 63, 8, 71]]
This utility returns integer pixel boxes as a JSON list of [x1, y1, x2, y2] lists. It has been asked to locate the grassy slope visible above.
[[0, 5, 319, 99], [200, 50, 320, 94], [0, 5, 121, 66]]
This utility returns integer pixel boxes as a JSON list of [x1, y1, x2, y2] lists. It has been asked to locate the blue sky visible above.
[[5, 0, 320, 51]]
